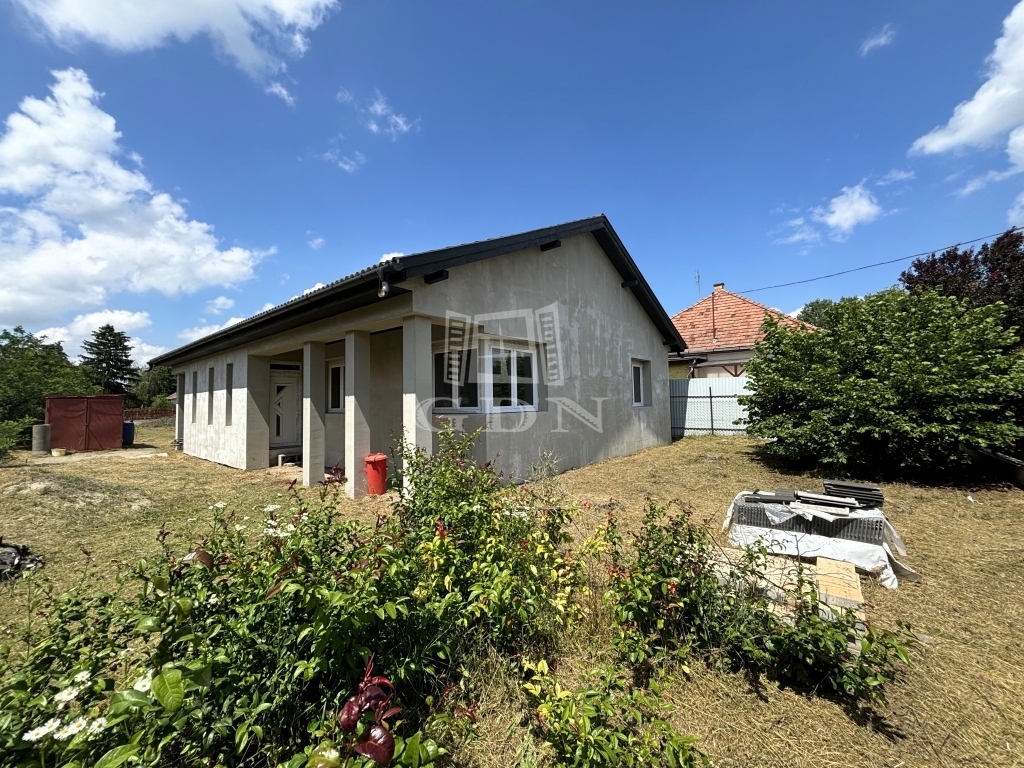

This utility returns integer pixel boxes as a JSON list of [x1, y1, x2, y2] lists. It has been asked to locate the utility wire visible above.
[[738, 226, 1022, 294]]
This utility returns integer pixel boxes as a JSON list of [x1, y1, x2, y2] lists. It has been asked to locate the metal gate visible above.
[[46, 395, 124, 452], [670, 377, 748, 438]]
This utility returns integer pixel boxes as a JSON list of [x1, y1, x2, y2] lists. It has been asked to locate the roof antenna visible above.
[[695, 270, 701, 300]]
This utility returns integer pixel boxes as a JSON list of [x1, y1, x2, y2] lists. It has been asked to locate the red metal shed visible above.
[[45, 395, 124, 452]]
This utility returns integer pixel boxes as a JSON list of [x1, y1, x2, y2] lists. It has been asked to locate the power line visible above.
[[738, 226, 1022, 294]]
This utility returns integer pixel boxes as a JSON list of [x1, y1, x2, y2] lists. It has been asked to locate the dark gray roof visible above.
[[150, 215, 686, 367]]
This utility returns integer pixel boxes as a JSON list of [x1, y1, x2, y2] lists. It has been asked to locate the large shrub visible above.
[[740, 288, 1024, 476], [0, 430, 585, 767]]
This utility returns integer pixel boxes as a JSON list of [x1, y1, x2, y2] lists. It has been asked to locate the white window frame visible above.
[[327, 360, 345, 413], [486, 343, 539, 413], [631, 361, 646, 407], [433, 349, 480, 413]]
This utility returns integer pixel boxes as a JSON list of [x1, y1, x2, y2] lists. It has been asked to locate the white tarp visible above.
[[723, 492, 919, 589]]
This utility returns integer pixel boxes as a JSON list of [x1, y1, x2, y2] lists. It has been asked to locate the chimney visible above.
[[713, 282, 725, 293]]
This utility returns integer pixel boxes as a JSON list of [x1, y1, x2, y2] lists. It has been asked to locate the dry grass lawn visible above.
[[2, 427, 1022, 767]]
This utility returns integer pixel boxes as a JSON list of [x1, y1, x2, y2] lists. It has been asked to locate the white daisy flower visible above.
[[207, 594, 220, 606], [211, 501, 227, 509], [266, 519, 278, 527], [264, 504, 281, 513], [54, 687, 78, 704], [234, 524, 246, 531], [54, 725, 75, 741], [73, 670, 91, 683], [133, 670, 154, 693], [23, 718, 61, 742], [66, 717, 87, 735], [88, 717, 107, 736]]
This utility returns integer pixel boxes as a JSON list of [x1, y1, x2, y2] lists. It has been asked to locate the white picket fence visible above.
[[669, 377, 749, 438]]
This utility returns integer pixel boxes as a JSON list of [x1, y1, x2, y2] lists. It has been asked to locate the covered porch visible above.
[[246, 314, 434, 498]]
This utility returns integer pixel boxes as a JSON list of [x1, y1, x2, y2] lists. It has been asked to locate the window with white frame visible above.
[[433, 350, 478, 410], [328, 363, 344, 412], [488, 344, 537, 411], [631, 360, 646, 406]]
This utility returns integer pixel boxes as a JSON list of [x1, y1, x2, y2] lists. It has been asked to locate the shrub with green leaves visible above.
[[522, 660, 708, 768], [740, 288, 1024, 476], [592, 502, 910, 702], [0, 429, 585, 767], [0, 418, 31, 463]]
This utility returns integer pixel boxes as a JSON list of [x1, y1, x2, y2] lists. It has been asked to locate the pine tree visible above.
[[80, 325, 138, 394]]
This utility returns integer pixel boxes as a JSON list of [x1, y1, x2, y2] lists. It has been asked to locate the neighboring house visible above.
[[151, 216, 686, 497], [668, 282, 806, 379]]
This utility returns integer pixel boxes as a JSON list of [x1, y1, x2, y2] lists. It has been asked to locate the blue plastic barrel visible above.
[[122, 422, 135, 446]]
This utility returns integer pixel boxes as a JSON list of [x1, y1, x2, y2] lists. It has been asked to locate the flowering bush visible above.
[[0, 429, 585, 767]]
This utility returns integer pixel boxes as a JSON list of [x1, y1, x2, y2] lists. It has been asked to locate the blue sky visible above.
[[2, 1, 1024, 362]]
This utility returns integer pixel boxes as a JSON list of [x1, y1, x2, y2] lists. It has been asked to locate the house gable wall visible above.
[[411, 231, 670, 477]]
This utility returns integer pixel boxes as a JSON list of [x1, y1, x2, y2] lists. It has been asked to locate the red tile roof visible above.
[[671, 285, 808, 352]]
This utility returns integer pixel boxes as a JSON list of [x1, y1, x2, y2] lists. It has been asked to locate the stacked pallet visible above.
[[823, 480, 884, 508]]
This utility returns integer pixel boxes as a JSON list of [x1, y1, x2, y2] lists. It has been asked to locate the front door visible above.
[[270, 374, 301, 447]]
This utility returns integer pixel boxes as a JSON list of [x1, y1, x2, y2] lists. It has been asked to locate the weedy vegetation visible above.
[[0, 430, 912, 767]]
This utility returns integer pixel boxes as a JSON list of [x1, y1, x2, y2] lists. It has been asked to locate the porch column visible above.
[[402, 315, 433, 479], [345, 331, 371, 498], [244, 355, 271, 469], [302, 342, 326, 487]]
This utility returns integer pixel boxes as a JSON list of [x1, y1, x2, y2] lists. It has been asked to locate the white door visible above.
[[270, 374, 301, 446]]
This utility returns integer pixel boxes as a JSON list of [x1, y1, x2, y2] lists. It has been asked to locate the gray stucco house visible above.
[[150, 216, 686, 497]]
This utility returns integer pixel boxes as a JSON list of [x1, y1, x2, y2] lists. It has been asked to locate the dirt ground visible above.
[[2, 428, 1022, 767]]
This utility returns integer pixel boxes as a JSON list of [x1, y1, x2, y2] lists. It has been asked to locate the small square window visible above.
[[488, 345, 537, 411]]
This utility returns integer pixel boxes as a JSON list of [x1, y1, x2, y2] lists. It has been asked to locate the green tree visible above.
[[131, 365, 176, 406], [796, 298, 836, 329], [740, 288, 1024, 477], [80, 324, 138, 394], [0, 326, 98, 423]]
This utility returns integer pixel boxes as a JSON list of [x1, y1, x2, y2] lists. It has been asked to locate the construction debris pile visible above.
[[0, 539, 44, 581], [723, 480, 918, 589]]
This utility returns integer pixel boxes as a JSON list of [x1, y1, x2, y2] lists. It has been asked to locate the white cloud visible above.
[[910, 3, 1024, 222], [13, 0, 337, 82], [323, 148, 365, 173], [811, 183, 882, 240], [364, 90, 416, 140], [261, 301, 275, 311], [773, 217, 820, 247], [178, 316, 245, 342], [307, 236, 324, 249], [379, 251, 403, 262], [860, 24, 896, 56], [912, 3, 1024, 154], [303, 281, 325, 295], [131, 339, 169, 365], [265, 81, 295, 106], [34, 308, 162, 363], [0, 69, 265, 327], [205, 295, 235, 314], [787, 306, 804, 319], [336, 86, 354, 104], [877, 168, 915, 185]]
